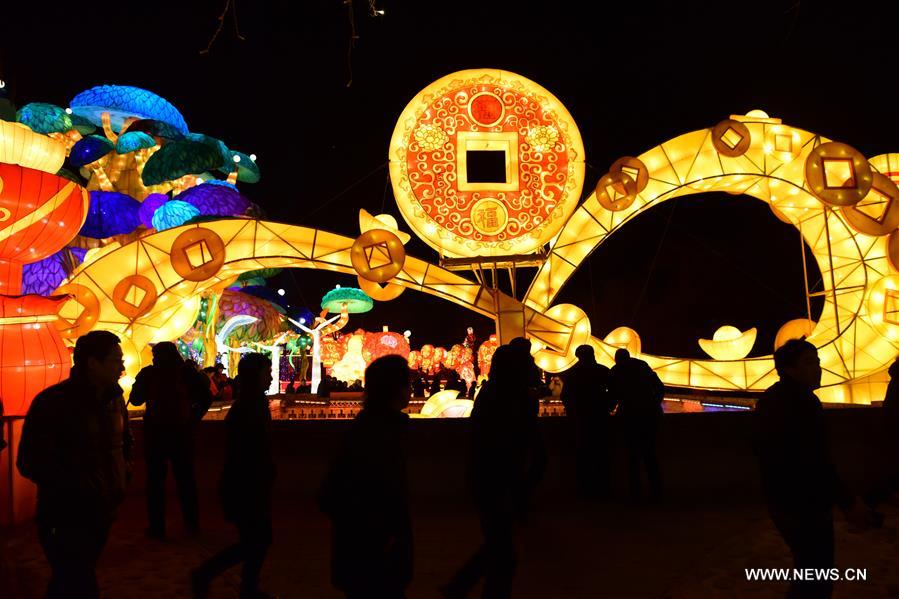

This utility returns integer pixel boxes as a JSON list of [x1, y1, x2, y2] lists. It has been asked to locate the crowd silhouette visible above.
[[6, 331, 896, 598]]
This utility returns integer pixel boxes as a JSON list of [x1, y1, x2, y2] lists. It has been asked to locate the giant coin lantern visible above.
[[389, 69, 585, 258], [0, 127, 89, 414]]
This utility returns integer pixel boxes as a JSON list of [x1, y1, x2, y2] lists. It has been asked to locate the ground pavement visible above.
[[2, 413, 898, 597]]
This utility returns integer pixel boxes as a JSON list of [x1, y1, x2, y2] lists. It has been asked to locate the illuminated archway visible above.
[[523, 112, 899, 402]]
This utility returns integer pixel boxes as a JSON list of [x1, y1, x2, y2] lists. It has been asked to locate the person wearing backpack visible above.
[[609, 348, 664, 502], [130, 341, 213, 539]]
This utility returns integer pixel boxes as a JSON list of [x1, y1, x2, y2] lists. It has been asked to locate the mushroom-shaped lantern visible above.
[[69, 135, 114, 168], [126, 118, 185, 141], [186, 133, 232, 168], [141, 140, 223, 186], [138, 193, 169, 229], [115, 131, 157, 155], [698, 325, 758, 361], [16, 103, 73, 135], [152, 199, 200, 231], [173, 182, 250, 217], [220, 151, 261, 184], [321, 287, 374, 315], [79, 191, 141, 238], [69, 85, 189, 136]]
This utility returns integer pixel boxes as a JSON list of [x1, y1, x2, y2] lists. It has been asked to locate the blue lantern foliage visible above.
[[115, 131, 156, 154], [17, 103, 72, 134], [70, 135, 114, 167], [173, 183, 250, 217], [80, 191, 141, 238], [70, 85, 189, 135], [139, 193, 168, 229], [204, 179, 239, 191], [152, 200, 200, 231]]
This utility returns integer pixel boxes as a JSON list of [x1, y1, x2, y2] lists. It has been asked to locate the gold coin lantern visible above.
[[389, 69, 585, 258]]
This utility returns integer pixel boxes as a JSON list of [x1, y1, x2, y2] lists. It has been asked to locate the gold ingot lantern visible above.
[[698, 326, 757, 360]]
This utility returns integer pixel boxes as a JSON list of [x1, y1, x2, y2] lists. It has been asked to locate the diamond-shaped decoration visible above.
[[822, 158, 856, 189], [885, 289, 899, 326], [365, 242, 392, 269], [620, 165, 641, 183], [184, 240, 212, 269], [855, 188, 891, 221], [124, 284, 147, 308], [721, 127, 744, 150], [605, 183, 627, 202], [774, 134, 793, 153]]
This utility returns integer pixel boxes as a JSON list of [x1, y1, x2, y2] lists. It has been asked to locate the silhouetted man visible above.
[[754, 338, 878, 598], [130, 341, 212, 539], [443, 345, 546, 599], [17, 330, 132, 599], [561, 345, 613, 498], [866, 357, 899, 507], [319, 355, 413, 598], [192, 352, 276, 598], [609, 348, 664, 501]]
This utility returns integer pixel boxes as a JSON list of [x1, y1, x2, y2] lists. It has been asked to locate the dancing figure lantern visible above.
[[290, 287, 373, 394]]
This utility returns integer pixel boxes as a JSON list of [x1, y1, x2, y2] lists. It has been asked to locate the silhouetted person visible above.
[[443, 345, 547, 599], [192, 353, 275, 599], [508, 337, 541, 388], [17, 331, 132, 599], [429, 375, 443, 397], [319, 355, 413, 598], [318, 375, 333, 398], [412, 376, 426, 398], [866, 357, 899, 507], [561, 345, 613, 499], [130, 342, 212, 539], [754, 338, 878, 599], [608, 348, 664, 501]]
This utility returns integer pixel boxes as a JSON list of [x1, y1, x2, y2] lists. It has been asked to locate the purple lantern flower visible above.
[[21, 248, 85, 296], [173, 183, 250, 217], [139, 193, 169, 229], [79, 191, 141, 238]]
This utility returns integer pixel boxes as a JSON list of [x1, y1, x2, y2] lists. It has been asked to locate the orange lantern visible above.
[[0, 164, 89, 294], [478, 334, 499, 377], [0, 295, 71, 415], [0, 164, 88, 415]]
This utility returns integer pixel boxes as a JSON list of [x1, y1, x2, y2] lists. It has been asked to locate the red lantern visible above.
[[0, 295, 71, 415], [0, 164, 88, 415], [0, 164, 88, 294], [478, 334, 499, 377]]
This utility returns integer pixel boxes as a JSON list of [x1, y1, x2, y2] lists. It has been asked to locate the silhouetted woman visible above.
[[192, 353, 275, 599], [319, 355, 413, 598], [443, 345, 546, 599]]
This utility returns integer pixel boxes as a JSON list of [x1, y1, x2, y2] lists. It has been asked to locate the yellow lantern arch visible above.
[[55, 111, 899, 404], [524, 111, 899, 402]]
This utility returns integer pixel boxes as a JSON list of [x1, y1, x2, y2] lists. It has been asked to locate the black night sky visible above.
[[3, 0, 898, 355]]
